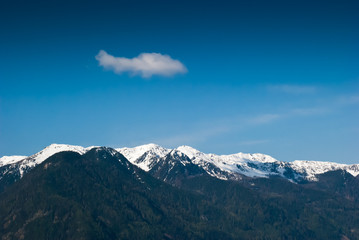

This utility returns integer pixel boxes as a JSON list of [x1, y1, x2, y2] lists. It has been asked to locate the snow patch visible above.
[[0, 156, 27, 167]]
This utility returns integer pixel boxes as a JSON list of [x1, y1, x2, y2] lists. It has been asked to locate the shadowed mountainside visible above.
[[0, 148, 359, 239]]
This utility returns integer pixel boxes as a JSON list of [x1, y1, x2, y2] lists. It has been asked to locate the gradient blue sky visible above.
[[1, 0, 358, 163]]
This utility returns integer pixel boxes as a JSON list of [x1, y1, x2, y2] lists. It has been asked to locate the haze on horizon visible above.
[[0, 0, 358, 164]]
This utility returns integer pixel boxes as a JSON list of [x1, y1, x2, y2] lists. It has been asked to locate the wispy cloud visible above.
[[336, 95, 359, 105], [95, 50, 187, 78], [154, 125, 230, 147], [289, 107, 330, 116], [153, 114, 281, 147], [249, 114, 281, 125], [141, 92, 357, 151], [268, 84, 317, 94], [154, 107, 332, 147]]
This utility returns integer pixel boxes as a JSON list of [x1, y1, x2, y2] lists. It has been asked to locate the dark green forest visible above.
[[1, 148, 359, 240]]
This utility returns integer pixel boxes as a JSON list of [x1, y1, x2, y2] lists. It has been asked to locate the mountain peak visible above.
[[232, 152, 278, 163], [116, 143, 170, 171], [117, 143, 167, 152], [176, 145, 202, 159], [31, 143, 96, 164], [15, 144, 97, 177]]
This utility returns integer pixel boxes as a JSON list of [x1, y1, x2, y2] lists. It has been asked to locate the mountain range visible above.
[[1, 143, 359, 185], [1, 144, 359, 239]]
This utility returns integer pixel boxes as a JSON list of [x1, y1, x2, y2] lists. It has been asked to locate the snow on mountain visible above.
[[116, 143, 170, 171], [290, 160, 359, 181], [345, 164, 359, 176], [17, 144, 97, 177], [2, 143, 359, 182], [168, 149, 192, 166], [176, 145, 284, 180], [0, 156, 27, 167], [177, 145, 277, 163], [117, 144, 359, 182]]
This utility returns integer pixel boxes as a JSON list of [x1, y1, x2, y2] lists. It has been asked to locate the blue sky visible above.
[[1, 0, 358, 163]]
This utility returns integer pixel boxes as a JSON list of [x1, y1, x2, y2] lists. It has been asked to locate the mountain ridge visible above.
[[1, 147, 359, 239], [2, 143, 359, 185], [117, 143, 359, 182]]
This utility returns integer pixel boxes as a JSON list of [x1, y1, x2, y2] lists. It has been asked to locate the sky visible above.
[[1, 0, 358, 163]]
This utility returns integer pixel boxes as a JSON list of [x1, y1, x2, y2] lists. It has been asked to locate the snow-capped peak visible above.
[[174, 147, 282, 180], [176, 145, 202, 159], [232, 153, 278, 163], [116, 143, 170, 171], [17, 143, 98, 176], [176, 146, 277, 164], [116, 144, 359, 182], [168, 149, 192, 166], [29, 144, 96, 164], [2, 143, 359, 183]]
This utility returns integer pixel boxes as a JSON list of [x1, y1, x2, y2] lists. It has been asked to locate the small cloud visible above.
[[95, 50, 187, 78], [268, 84, 317, 94]]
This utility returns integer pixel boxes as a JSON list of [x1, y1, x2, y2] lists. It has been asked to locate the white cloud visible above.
[[95, 50, 187, 78], [268, 84, 317, 94]]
